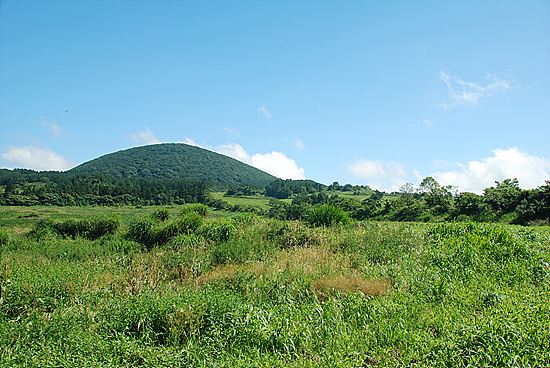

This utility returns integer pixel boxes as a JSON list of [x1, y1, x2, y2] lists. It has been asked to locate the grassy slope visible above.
[[69, 143, 276, 188], [0, 206, 548, 367]]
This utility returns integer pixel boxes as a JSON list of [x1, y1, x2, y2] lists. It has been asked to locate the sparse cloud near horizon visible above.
[[183, 137, 305, 179], [347, 159, 408, 192], [431, 147, 550, 193], [1, 146, 73, 171], [131, 129, 161, 145], [347, 147, 549, 193], [440, 72, 511, 108], [257, 105, 272, 119]]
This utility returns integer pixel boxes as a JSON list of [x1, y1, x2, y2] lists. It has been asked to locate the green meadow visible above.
[[0, 205, 548, 367]]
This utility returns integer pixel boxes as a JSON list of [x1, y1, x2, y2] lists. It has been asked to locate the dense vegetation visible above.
[[69, 143, 276, 187], [0, 206, 548, 367], [2, 144, 548, 225], [261, 177, 550, 226], [0, 169, 207, 206]]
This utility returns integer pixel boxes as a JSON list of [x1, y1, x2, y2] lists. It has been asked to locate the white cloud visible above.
[[347, 159, 408, 192], [1, 146, 72, 171], [40, 119, 63, 137], [217, 143, 252, 164], [293, 139, 305, 150], [257, 105, 272, 119], [181, 137, 201, 147], [131, 129, 161, 145], [440, 71, 511, 108], [249, 151, 305, 179], [182, 138, 305, 179], [431, 147, 550, 194]]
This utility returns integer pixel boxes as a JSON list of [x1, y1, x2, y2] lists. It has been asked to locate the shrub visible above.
[[180, 203, 209, 217], [177, 212, 204, 233], [211, 240, 251, 265], [0, 229, 10, 247], [152, 208, 170, 222], [127, 218, 156, 250], [306, 204, 351, 227], [53, 219, 86, 239], [199, 219, 236, 242], [28, 218, 56, 239], [85, 217, 119, 240], [231, 212, 258, 226], [264, 220, 319, 249], [127, 214, 203, 250]]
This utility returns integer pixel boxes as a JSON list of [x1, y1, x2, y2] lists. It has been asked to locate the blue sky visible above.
[[1, 0, 549, 193]]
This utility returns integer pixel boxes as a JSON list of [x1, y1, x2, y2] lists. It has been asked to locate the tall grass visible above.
[[0, 206, 548, 367]]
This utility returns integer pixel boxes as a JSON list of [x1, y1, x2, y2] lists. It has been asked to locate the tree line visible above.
[[1, 169, 548, 225], [0, 169, 207, 206], [264, 177, 550, 225]]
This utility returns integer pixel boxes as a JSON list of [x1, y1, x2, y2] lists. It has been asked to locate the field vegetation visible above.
[[0, 205, 548, 367]]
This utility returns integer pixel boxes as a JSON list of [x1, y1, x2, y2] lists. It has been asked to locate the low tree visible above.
[[483, 179, 522, 215]]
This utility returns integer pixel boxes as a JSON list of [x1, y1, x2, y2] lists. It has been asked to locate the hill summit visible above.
[[69, 143, 276, 187]]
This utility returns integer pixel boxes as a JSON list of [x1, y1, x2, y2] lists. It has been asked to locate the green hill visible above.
[[69, 143, 276, 188]]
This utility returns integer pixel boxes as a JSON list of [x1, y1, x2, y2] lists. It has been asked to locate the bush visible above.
[[306, 204, 351, 227], [127, 218, 156, 250], [52, 219, 86, 239], [127, 213, 203, 250], [264, 220, 319, 249], [49, 217, 119, 240], [85, 217, 120, 240], [0, 229, 10, 247], [177, 212, 204, 233], [152, 208, 170, 222], [28, 217, 119, 240], [211, 239, 251, 265], [180, 203, 209, 217], [199, 219, 236, 242], [28, 218, 56, 239]]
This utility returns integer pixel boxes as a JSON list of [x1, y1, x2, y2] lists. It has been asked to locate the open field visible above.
[[209, 192, 292, 211], [0, 205, 549, 367]]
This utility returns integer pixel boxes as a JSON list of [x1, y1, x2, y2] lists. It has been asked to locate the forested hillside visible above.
[[70, 143, 276, 187]]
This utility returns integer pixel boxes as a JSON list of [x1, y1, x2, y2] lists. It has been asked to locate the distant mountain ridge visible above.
[[69, 143, 277, 187]]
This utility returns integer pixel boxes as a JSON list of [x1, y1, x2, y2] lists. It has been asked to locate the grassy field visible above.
[[0, 205, 548, 367], [209, 192, 292, 210]]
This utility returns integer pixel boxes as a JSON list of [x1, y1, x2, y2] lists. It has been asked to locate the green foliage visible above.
[[199, 219, 237, 242], [83, 217, 120, 240], [29, 217, 119, 240], [127, 213, 203, 250], [0, 169, 207, 206], [180, 203, 209, 217], [152, 208, 170, 222], [265, 179, 326, 199], [268, 200, 308, 220], [514, 181, 550, 225], [69, 143, 276, 187], [224, 185, 264, 197], [0, 228, 10, 247], [306, 204, 351, 227], [0, 207, 548, 367], [264, 220, 319, 249], [483, 178, 522, 214], [126, 218, 156, 250]]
